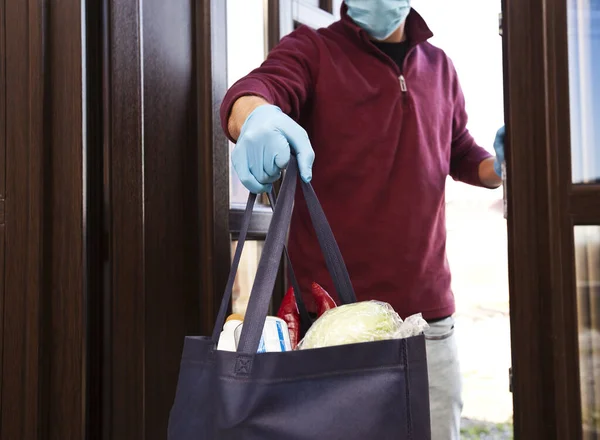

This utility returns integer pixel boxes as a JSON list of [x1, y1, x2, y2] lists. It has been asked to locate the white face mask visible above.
[[345, 0, 411, 41]]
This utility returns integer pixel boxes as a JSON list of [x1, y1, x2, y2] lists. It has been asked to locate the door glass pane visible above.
[[575, 226, 600, 437], [226, 0, 268, 205], [231, 240, 264, 315], [568, 1, 600, 184]]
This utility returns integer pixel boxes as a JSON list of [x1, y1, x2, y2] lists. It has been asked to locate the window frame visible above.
[[291, 0, 336, 28]]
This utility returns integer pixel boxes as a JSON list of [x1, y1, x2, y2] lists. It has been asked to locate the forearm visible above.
[[478, 157, 502, 188], [222, 28, 318, 142], [228, 96, 270, 141]]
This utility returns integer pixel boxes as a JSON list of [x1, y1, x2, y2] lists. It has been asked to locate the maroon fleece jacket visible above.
[[220, 7, 492, 320]]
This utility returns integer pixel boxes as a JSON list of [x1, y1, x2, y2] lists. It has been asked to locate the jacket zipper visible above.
[[399, 75, 407, 92], [364, 35, 415, 96], [398, 46, 415, 99]]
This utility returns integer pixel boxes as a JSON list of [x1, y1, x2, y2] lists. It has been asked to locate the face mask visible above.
[[345, 0, 411, 41]]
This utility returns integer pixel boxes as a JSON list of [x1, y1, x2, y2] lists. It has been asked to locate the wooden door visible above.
[[1, 0, 87, 438], [503, 0, 600, 437], [0, 0, 204, 438]]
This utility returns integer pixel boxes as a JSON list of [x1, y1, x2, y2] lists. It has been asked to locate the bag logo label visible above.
[[235, 357, 253, 376]]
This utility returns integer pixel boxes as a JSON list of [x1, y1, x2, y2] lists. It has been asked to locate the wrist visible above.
[[228, 96, 270, 141], [479, 157, 503, 188]]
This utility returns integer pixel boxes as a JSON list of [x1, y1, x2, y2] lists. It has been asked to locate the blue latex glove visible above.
[[493, 125, 505, 177], [231, 105, 315, 194]]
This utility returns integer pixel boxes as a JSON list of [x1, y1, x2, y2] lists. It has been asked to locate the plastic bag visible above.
[[394, 313, 430, 339], [297, 300, 429, 350]]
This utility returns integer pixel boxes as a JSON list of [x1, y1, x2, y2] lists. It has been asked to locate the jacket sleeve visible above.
[[448, 64, 493, 187], [220, 26, 320, 141]]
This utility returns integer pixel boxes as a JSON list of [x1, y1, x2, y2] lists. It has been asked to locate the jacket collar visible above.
[[339, 3, 434, 46]]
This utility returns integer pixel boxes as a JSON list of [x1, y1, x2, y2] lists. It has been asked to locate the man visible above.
[[220, 1, 506, 438]]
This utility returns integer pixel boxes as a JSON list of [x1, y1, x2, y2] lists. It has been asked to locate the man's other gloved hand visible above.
[[231, 104, 315, 194], [493, 125, 505, 177]]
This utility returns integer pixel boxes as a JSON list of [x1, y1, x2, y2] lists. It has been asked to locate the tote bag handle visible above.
[[236, 156, 356, 356]]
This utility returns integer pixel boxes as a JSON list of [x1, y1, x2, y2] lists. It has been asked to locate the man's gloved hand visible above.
[[493, 125, 505, 177], [231, 104, 315, 194]]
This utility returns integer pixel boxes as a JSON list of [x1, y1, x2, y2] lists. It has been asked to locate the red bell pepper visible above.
[[311, 282, 337, 317], [277, 282, 337, 348], [276, 286, 301, 349]]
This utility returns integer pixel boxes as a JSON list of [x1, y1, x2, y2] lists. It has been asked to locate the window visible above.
[[226, 0, 270, 313], [227, 0, 268, 207], [568, 1, 600, 436], [575, 226, 600, 436], [224, 0, 336, 314]]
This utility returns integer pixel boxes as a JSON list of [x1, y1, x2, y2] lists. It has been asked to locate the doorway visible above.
[[224, 0, 513, 437], [410, 0, 513, 436]]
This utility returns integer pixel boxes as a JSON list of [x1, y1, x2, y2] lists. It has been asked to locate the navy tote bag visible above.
[[167, 157, 431, 440]]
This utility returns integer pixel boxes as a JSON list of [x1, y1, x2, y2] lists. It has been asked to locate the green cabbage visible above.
[[298, 301, 404, 350]]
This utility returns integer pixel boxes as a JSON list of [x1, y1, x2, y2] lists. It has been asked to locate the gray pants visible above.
[[425, 316, 463, 440]]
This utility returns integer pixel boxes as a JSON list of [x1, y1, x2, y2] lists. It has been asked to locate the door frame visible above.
[[503, 0, 587, 437]]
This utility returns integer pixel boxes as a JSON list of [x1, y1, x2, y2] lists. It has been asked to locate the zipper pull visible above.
[[399, 75, 407, 92]]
